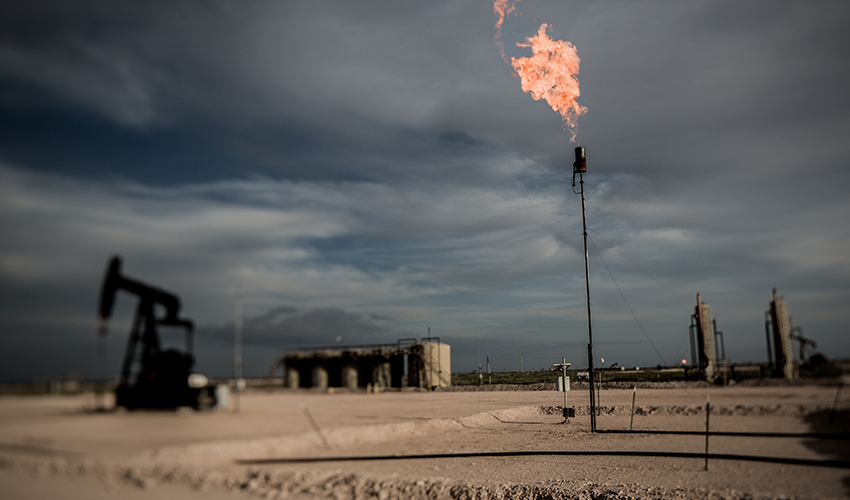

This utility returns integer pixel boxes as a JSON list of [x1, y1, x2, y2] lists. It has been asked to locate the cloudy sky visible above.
[[1, 1, 848, 382]]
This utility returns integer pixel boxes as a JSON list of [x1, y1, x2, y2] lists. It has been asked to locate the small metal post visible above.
[[629, 386, 636, 431], [562, 357, 569, 422], [477, 334, 482, 386], [487, 356, 491, 384], [705, 394, 710, 471], [764, 311, 773, 376], [300, 402, 330, 450], [689, 316, 697, 368], [594, 367, 603, 416]]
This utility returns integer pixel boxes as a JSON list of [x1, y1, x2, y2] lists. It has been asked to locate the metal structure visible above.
[[689, 294, 717, 382], [765, 289, 796, 380], [572, 146, 596, 432], [559, 358, 575, 421], [713, 320, 727, 374], [790, 317, 817, 363], [765, 289, 815, 379], [410, 338, 452, 388], [98, 256, 217, 410], [271, 338, 451, 391]]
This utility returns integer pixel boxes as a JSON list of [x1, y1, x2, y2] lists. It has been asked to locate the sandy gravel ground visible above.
[[0, 383, 848, 499]]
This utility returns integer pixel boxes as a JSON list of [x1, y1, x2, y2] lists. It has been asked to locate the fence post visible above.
[[704, 394, 710, 471]]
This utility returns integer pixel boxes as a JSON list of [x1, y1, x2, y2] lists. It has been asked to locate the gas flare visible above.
[[493, 2, 586, 141], [510, 23, 586, 141], [493, 0, 520, 61]]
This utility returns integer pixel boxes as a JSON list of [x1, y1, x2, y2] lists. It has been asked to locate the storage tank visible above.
[[285, 364, 300, 389], [409, 341, 451, 389], [341, 361, 358, 389], [311, 363, 328, 389]]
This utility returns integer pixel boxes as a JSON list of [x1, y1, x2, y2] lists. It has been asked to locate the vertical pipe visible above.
[[764, 311, 773, 376], [713, 320, 720, 367], [580, 171, 596, 433], [437, 336, 443, 387], [689, 317, 697, 369], [629, 386, 636, 431], [597, 369, 602, 414], [714, 323, 729, 387]]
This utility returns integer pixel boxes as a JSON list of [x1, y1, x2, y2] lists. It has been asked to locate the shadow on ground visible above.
[[803, 407, 850, 494]]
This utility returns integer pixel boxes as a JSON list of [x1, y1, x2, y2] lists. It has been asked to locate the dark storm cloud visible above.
[[202, 305, 391, 348], [1, 1, 849, 380], [3, 1, 848, 172], [0, 0, 555, 184]]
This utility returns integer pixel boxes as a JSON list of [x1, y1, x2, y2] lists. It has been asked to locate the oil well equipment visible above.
[[765, 288, 817, 380], [270, 338, 451, 391], [97, 256, 218, 410], [688, 294, 727, 382]]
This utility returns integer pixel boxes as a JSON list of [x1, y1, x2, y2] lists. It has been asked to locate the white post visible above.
[[562, 357, 569, 421]]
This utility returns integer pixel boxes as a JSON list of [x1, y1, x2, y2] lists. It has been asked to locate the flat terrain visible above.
[[1, 383, 848, 499]]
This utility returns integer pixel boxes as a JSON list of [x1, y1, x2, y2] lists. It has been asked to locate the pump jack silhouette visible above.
[[98, 256, 217, 410]]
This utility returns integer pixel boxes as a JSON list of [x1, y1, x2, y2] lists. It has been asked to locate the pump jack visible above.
[[98, 256, 217, 410]]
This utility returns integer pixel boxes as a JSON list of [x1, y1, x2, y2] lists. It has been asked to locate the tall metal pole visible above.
[[572, 146, 595, 432], [579, 170, 597, 433]]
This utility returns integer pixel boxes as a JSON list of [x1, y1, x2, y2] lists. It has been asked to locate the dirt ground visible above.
[[1, 383, 848, 499]]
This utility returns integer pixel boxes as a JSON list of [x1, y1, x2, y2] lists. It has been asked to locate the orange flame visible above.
[[511, 23, 586, 141], [493, 0, 520, 62]]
